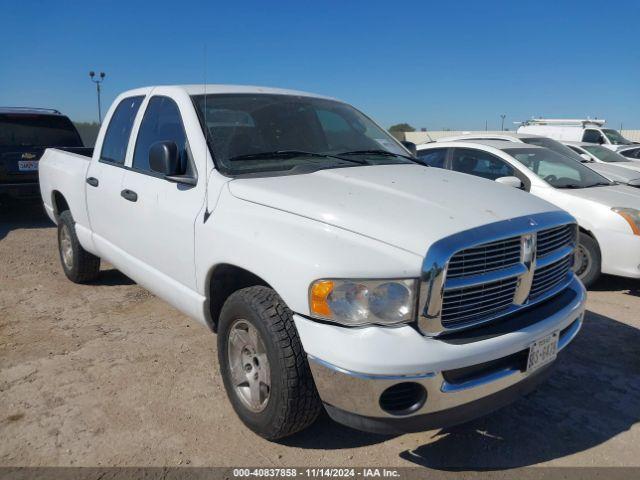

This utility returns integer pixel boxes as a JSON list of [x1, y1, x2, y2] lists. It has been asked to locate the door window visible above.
[[451, 148, 514, 180], [582, 129, 605, 144], [416, 148, 447, 168], [133, 96, 189, 174], [99, 96, 144, 164], [621, 148, 640, 159]]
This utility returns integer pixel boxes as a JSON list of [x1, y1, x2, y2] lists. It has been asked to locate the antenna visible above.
[[203, 44, 211, 223]]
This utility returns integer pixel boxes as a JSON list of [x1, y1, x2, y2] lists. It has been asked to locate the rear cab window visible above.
[[0, 114, 82, 147], [99, 96, 144, 165]]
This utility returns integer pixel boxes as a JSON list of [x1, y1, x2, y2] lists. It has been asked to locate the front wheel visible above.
[[217, 286, 322, 440], [574, 232, 601, 288]]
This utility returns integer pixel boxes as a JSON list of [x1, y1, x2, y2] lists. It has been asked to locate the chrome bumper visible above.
[[308, 290, 584, 430]]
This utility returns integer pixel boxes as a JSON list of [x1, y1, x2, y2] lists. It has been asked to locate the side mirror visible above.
[[598, 137, 606, 145], [495, 176, 523, 189], [149, 141, 180, 175], [401, 141, 417, 156], [579, 153, 592, 162]]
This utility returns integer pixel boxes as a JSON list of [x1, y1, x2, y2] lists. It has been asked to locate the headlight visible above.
[[612, 207, 640, 235], [309, 279, 417, 326]]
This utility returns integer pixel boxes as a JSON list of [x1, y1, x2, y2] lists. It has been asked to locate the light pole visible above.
[[89, 71, 106, 123], [500, 114, 506, 131]]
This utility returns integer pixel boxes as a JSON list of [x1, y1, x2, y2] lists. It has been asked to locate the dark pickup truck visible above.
[[0, 107, 90, 202]]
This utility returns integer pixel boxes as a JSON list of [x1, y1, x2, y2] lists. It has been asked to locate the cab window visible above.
[[99, 96, 144, 164], [133, 96, 189, 174], [416, 148, 447, 168], [450, 148, 514, 180], [582, 129, 605, 144]]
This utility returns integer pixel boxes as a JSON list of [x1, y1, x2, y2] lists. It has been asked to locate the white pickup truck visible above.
[[39, 85, 585, 439]]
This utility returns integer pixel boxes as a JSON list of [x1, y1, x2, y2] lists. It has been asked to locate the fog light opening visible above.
[[379, 382, 427, 416]]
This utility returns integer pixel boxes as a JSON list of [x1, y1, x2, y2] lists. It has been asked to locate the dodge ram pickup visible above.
[[39, 85, 586, 439]]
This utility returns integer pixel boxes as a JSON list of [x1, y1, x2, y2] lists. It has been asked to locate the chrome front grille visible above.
[[418, 212, 578, 336], [447, 236, 521, 279], [530, 255, 573, 299], [536, 224, 576, 257], [441, 277, 519, 328]]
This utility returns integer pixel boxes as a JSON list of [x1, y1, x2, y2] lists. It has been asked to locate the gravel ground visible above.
[[1, 203, 639, 470]]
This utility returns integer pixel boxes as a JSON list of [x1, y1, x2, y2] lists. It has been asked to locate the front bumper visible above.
[[596, 228, 640, 279], [295, 276, 586, 434]]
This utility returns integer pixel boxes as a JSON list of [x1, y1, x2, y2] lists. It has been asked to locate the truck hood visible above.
[[560, 184, 640, 209], [228, 164, 561, 256]]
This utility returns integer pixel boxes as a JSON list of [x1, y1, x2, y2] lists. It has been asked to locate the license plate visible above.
[[18, 160, 38, 171], [527, 331, 559, 373]]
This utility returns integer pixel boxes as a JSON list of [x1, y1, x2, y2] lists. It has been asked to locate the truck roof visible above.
[[120, 84, 338, 101]]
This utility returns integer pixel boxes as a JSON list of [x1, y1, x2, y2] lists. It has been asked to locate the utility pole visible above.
[[89, 71, 106, 123], [485, 120, 488, 131], [500, 114, 506, 131]]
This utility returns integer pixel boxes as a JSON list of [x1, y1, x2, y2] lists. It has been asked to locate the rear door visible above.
[[117, 95, 202, 290], [86, 95, 145, 254]]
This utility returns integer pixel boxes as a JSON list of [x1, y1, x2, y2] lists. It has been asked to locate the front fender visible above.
[[195, 189, 423, 316]]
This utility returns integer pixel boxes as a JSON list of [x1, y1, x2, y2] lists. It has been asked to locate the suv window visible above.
[[133, 96, 189, 174], [451, 148, 514, 180], [100, 96, 144, 164], [582, 129, 605, 144], [417, 148, 447, 168], [0, 113, 82, 148]]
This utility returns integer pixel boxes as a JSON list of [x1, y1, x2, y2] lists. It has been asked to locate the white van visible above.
[[517, 119, 633, 152]]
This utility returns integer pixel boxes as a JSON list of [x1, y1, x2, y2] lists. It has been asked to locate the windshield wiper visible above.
[[228, 150, 367, 165], [337, 149, 417, 162], [556, 184, 584, 189]]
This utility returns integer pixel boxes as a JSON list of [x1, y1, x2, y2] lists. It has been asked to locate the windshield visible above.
[[582, 145, 629, 163], [0, 114, 83, 148], [603, 129, 632, 145], [521, 137, 586, 162], [191, 94, 411, 175], [504, 147, 613, 189]]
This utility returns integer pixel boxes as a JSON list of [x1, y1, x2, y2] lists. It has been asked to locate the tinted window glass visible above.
[[621, 148, 640, 159], [417, 148, 447, 168], [100, 96, 144, 164], [582, 129, 604, 144], [451, 148, 514, 180], [582, 145, 628, 163], [0, 114, 82, 147], [191, 94, 409, 175], [133, 96, 188, 174]]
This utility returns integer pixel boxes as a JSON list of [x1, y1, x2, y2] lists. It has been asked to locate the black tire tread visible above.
[[58, 210, 101, 283], [577, 232, 601, 288], [220, 286, 322, 439]]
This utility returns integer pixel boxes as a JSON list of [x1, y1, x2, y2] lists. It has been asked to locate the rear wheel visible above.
[[574, 232, 601, 288], [217, 286, 322, 440], [57, 210, 100, 283]]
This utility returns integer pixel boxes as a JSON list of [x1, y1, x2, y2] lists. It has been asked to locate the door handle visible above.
[[86, 177, 99, 187], [120, 189, 138, 202]]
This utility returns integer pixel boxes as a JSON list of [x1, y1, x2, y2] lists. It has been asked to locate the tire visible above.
[[217, 286, 322, 440], [57, 210, 101, 283], [574, 232, 601, 288]]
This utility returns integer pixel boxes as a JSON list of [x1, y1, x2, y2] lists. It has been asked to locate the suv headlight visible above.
[[612, 207, 640, 235], [309, 279, 418, 326]]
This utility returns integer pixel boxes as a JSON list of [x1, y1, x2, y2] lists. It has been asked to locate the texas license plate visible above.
[[527, 331, 559, 373], [18, 160, 38, 171]]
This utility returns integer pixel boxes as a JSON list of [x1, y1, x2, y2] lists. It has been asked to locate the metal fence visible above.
[[398, 130, 640, 144]]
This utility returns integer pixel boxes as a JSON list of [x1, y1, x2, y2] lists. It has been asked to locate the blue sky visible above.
[[2, 0, 639, 129]]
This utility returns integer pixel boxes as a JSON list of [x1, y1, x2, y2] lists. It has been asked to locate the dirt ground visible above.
[[1, 203, 639, 470]]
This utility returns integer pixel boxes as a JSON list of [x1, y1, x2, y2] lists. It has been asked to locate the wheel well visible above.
[[52, 191, 70, 219], [207, 264, 271, 332]]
